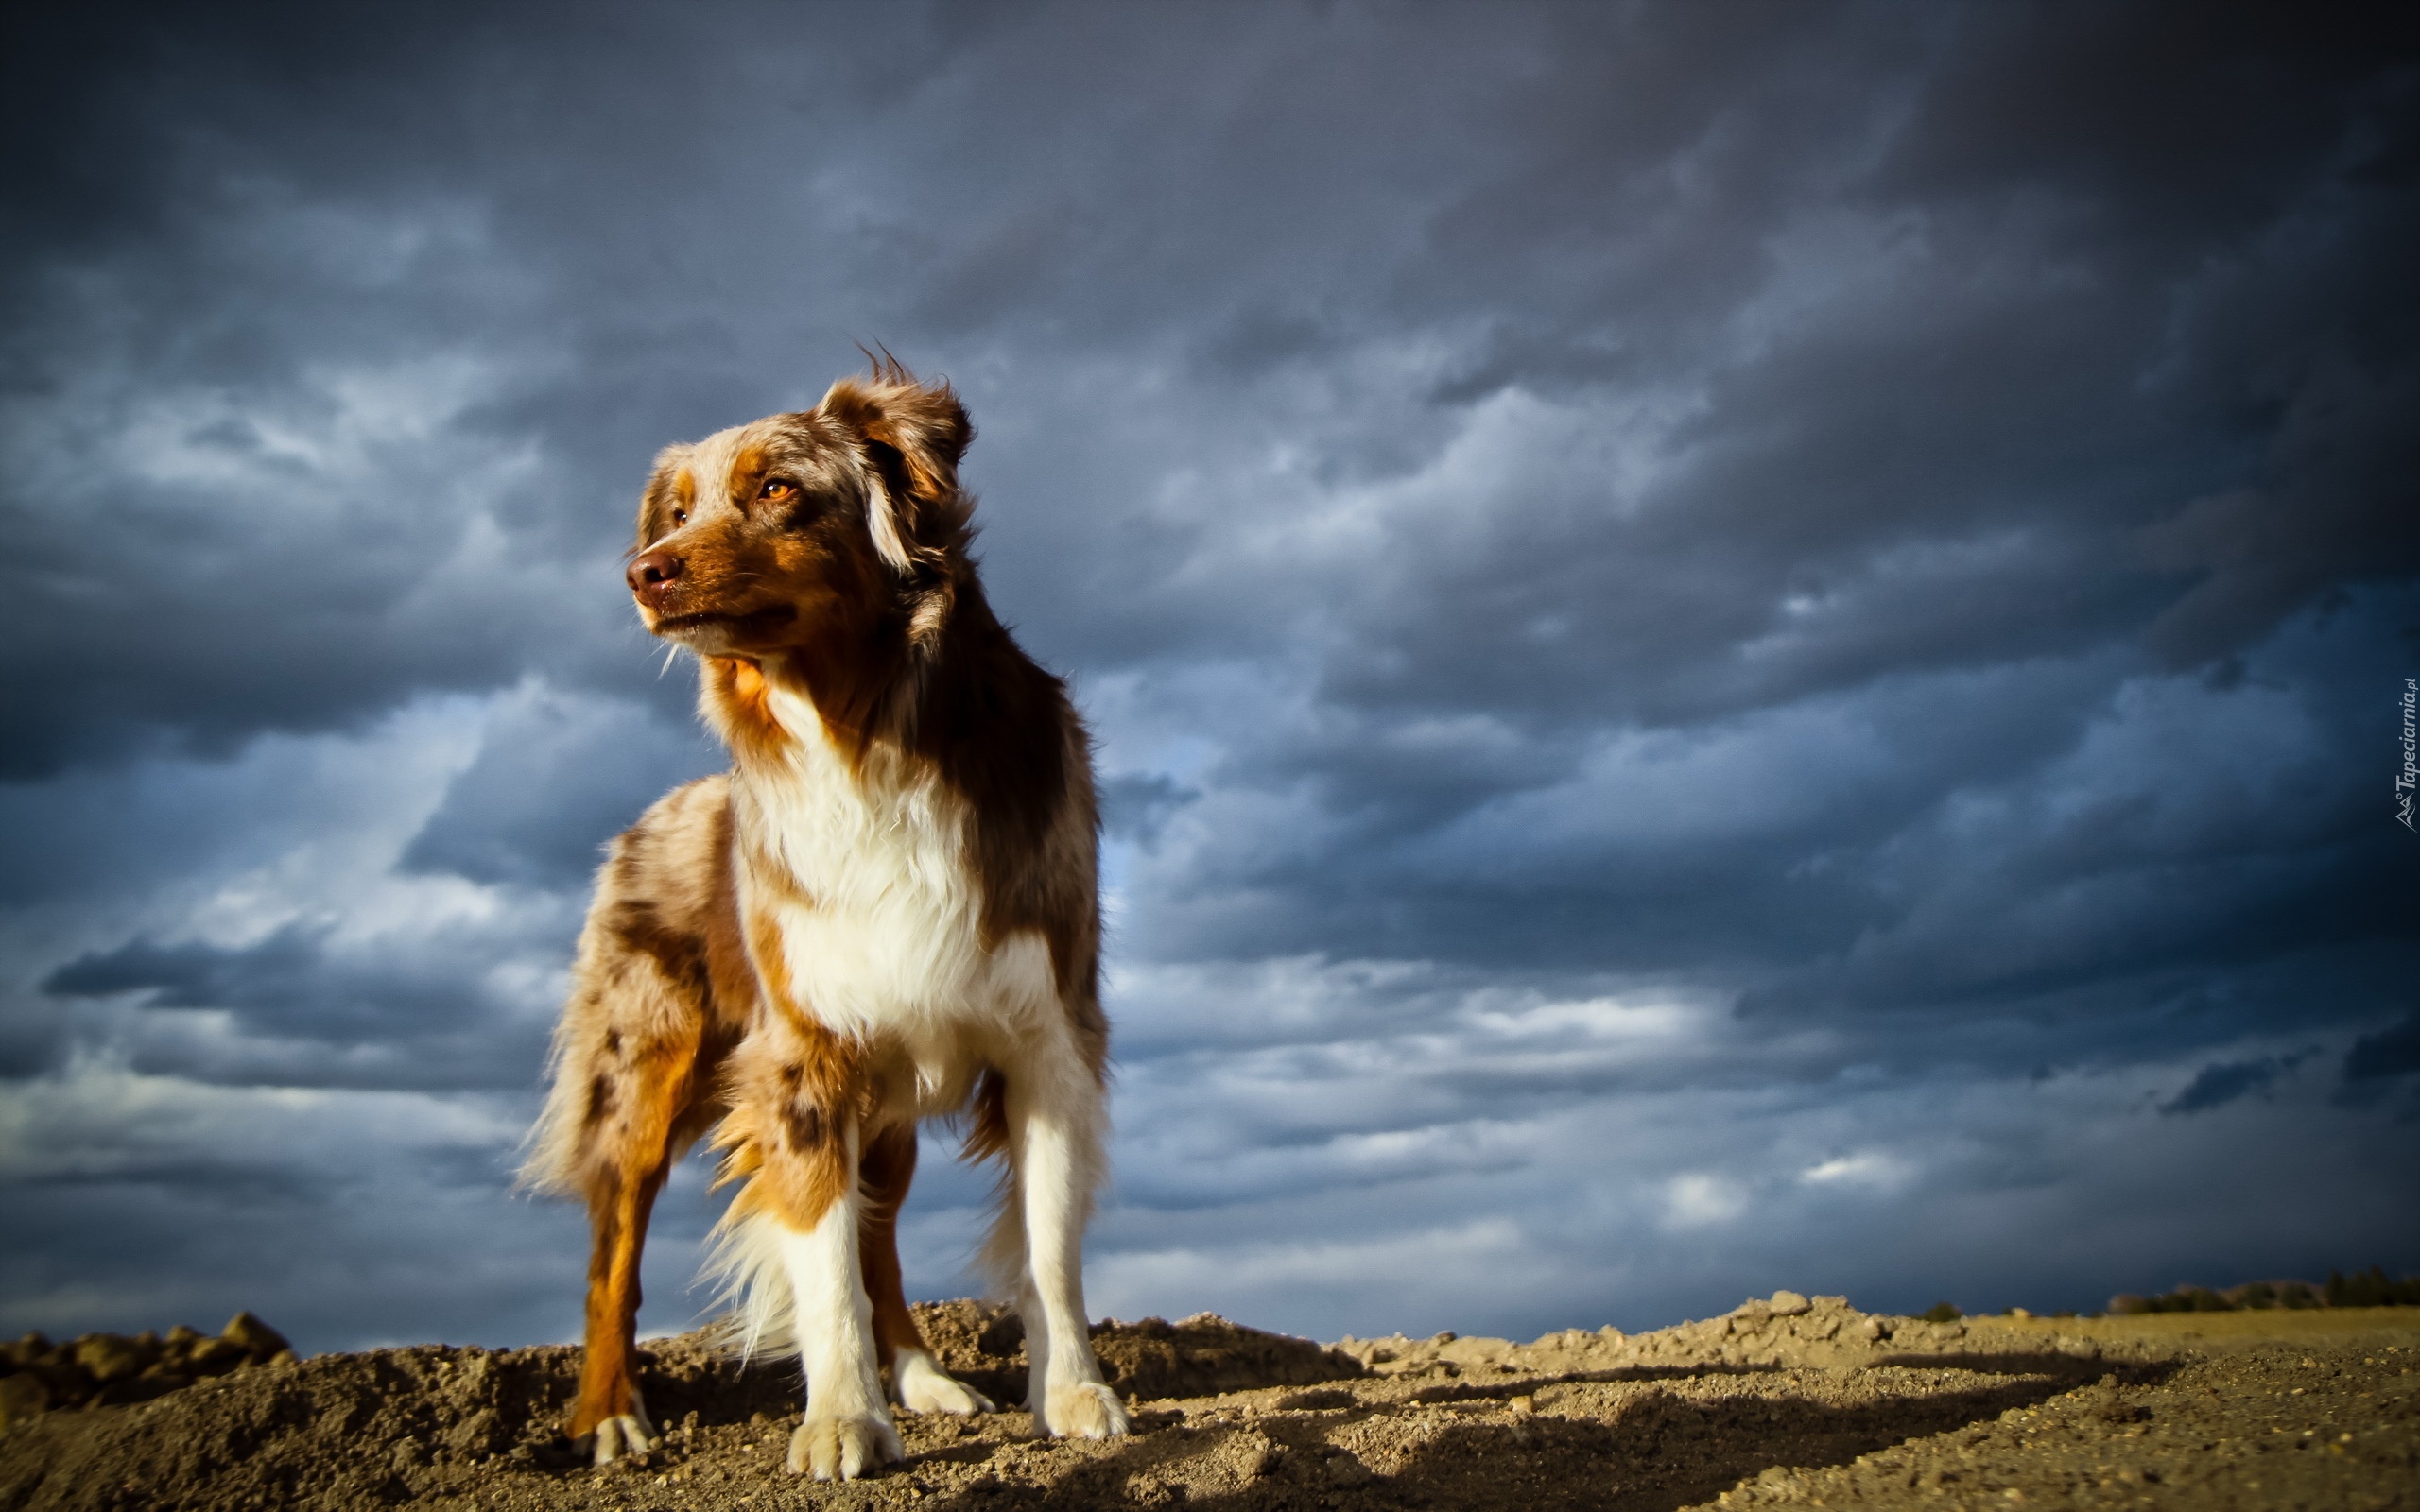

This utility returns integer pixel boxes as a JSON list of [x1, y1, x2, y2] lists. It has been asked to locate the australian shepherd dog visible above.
[[524, 361, 1125, 1480]]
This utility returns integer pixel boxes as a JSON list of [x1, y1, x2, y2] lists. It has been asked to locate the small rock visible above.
[[1322, 1450, 1372, 1486], [1860, 1317, 1890, 1341], [447, 1408, 504, 1458], [187, 1337, 249, 1377], [1768, 1291, 1811, 1316], [221, 1312, 291, 1358], [0, 1372, 51, 1426], [73, 1334, 147, 1384]]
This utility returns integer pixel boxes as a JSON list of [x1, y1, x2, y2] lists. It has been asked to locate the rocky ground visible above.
[[2, 1314, 300, 1421], [1, 1297, 2412, 1511]]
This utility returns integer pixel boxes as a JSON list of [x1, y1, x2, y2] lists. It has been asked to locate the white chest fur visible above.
[[734, 683, 1058, 1089]]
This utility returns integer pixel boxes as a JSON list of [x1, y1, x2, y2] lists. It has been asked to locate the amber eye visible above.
[[670, 508, 688, 526], [759, 479, 798, 504]]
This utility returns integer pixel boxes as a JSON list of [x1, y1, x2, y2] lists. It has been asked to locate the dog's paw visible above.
[[895, 1349, 994, 1416], [787, 1413, 904, 1481], [586, 1409, 661, 1466], [1044, 1380, 1130, 1439]]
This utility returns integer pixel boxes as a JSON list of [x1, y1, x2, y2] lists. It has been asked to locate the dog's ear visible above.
[[816, 363, 974, 575]]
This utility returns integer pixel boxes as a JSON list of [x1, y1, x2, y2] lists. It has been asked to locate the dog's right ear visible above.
[[816, 364, 974, 574]]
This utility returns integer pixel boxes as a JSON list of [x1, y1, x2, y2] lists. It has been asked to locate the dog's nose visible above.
[[627, 549, 684, 605]]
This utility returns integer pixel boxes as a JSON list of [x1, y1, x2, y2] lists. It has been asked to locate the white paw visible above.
[[787, 1413, 904, 1481], [588, 1408, 660, 1466], [895, 1349, 994, 1415], [1044, 1379, 1130, 1439]]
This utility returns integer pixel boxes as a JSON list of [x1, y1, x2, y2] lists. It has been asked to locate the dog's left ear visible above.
[[817, 367, 974, 575]]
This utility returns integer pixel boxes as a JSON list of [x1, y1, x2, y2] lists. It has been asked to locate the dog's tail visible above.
[[700, 1102, 805, 1361], [515, 996, 598, 1198], [957, 1070, 1028, 1303]]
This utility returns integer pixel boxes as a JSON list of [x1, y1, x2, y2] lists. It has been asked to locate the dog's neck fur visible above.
[[697, 560, 985, 779], [696, 567, 1093, 1008]]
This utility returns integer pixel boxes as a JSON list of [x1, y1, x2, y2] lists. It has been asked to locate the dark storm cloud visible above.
[[40, 921, 553, 1091], [401, 686, 722, 887], [2344, 1014, 2420, 1084], [2335, 1011, 2420, 1120], [2, 0, 2415, 1349], [7, 3, 2411, 768], [1097, 772, 1200, 848], [2159, 1056, 2303, 1116], [44, 927, 395, 1030]]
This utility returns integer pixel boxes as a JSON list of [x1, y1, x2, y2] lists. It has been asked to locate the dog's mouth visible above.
[[648, 604, 800, 640]]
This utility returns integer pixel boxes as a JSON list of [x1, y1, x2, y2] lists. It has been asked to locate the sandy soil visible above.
[[2, 1297, 2412, 1511]]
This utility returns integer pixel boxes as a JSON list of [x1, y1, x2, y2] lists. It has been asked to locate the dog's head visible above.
[[626, 364, 974, 660]]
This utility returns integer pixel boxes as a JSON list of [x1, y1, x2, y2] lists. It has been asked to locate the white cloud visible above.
[[1663, 1172, 1750, 1229], [1798, 1151, 1910, 1190]]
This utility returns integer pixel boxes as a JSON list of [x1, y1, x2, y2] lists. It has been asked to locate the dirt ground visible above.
[[2, 1297, 2412, 1511]]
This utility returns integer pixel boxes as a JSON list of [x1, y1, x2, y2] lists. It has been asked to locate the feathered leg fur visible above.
[[536, 988, 724, 1460], [523, 778, 744, 1465]]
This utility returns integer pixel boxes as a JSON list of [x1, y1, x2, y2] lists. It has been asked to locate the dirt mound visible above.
[[0, 1314, 298, 1427], [1335, 1290, 2138, 1381], [917, 1301, 1364, 1405], [1, 1297, 2411, 1511], [0, 1306, 1358, 1511]]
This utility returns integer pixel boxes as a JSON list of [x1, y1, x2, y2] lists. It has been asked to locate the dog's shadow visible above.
[[886, 1349, 2161, 1512]]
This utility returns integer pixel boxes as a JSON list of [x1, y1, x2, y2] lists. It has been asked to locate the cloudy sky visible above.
[[4, 1, 2416, 1355]]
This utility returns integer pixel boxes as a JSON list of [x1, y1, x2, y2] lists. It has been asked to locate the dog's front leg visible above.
[[720, 966, 904, 1478], [773, 1119, 903, 1480], [1009, 1064, 1129, 1439]]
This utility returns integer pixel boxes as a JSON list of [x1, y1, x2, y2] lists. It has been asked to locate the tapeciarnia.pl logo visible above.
[[2399, 677, 2417, 832]]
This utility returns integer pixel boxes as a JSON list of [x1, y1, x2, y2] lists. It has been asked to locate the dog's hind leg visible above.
[[859, 1122, 994, 1415], [527, 997, 717, 1463], [525, 782, 740, 1465], [994, 1041, 1127, 1440], [563, 1022, 719, 1463], [571, 1035, 711, 1461]]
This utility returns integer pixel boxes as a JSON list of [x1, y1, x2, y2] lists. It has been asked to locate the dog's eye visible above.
[[671, 508, 688, 526], [759, 479, 798, 504]]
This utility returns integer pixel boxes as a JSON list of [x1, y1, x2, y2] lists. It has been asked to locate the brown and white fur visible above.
[[523, 361, 1124, 1480]]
